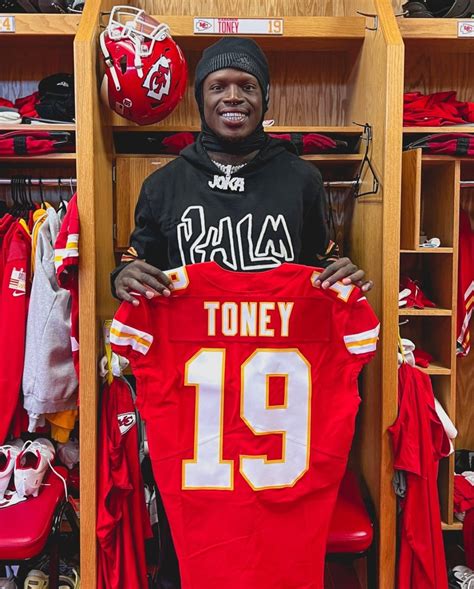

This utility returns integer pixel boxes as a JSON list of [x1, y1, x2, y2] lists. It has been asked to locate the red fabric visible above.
[[454, 474, 474, 513], [464, 508, 474, 569], [327, 470, 373, 553], [0, 131, 57, 156], [404, 91, 473, 126], [389, 364, 450, 589], [302, 134, 337, 154], [97, 379, 152, 589], [400, 276, 436, 309], [0, 215, 30, 438], [0, 217, 31, 443], [111, 262, 379, 589], [0, 467, 67, 560], [55, 194, 79, 377], [423, 134, 474, 156], [457, 210, 474, 355], [14, 92, 39, 118], [0, 98, 14, 109], [413, 348, 433, 369], [268, 133, 292, 142], [268, 133, 338, 154], [161, 132, 195, 154]]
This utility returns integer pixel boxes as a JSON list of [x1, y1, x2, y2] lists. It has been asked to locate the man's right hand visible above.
[[114, 260, 174, 306]]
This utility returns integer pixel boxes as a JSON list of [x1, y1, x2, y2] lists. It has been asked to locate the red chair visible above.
[[0, 467, 79, 589], [327, 470, 376, 589]]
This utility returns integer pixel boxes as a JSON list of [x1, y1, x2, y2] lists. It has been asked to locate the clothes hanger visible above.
[[26, 177, 36, 211], [38, 177, 46, 209], [10, 177, 19, 217], [57, 178, 67, 212], [350, 122, 380, 199]]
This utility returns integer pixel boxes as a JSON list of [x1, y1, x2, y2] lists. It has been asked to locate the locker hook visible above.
[[356, 10, 379, 31]]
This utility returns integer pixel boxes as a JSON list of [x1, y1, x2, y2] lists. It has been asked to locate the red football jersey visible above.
[[111, 262, 379, 589], [0, 217, 31, 443], [54, 193, 79, 376], [389, 364, 450, 589], [457, 210, 474, 356], [97, 378, 152, 589]]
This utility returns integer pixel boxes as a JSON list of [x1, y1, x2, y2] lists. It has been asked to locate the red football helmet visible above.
[[100, 6, 187, 125]]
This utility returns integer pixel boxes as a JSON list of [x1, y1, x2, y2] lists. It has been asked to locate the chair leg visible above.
[[49, 542, 59, 589]]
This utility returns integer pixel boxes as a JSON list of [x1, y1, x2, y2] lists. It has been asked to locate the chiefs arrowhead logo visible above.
[[460, 22, 474, 34], [196, 19, 212, 31], [143, 55, 172, 101], [117, 412, 136, 435]]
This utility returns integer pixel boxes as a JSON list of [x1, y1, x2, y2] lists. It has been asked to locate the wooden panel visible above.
[[74, 0, 118, 586], [0, 124, 75, 132], [401, 316, 453, 369], [400, 247, 453, 253], [400, 252, 454, 310], [421, 162, 458, 248], [399, 308, 452, 316], [150, 15, 365, 50], [432, 376, 453, 413], [401, 149, 421, 249], [138, 0, 349, 16], [439, 454, 454, 524], [432, 376, 454, 523], [419, 363, 452, 376], [443, 521, 464, 531], [0, 14, 80, 35], [405, 126, 474, 134], [0, 154, 76, 164], [115, 156, 175, 248], [404, 50, 474, 102], [107, 50, 354, 128], [113, 125, 363, 133], [343, 2, 404, 587], [0, 37, 74, 102]]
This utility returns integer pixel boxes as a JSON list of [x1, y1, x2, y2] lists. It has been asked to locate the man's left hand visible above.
[[313, 257, 373, 292]]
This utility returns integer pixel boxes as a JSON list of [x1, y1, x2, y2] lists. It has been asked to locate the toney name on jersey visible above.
[[168, 295, 332, 344], [204, 301, 294, 338]]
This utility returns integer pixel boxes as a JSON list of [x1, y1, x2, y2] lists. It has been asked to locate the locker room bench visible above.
[[0, 466, 79, 589]]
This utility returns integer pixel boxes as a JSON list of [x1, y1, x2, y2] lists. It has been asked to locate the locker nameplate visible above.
[[458, 21, 474, 37], [194, 17, 283, 36], [0, 16, 15, 33]]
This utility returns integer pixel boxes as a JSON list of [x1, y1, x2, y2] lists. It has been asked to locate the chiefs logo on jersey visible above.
[[142, 56, 172, 102], [117, 412, 136, 435]]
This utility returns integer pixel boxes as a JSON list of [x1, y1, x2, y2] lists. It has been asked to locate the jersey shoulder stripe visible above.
[[110, 318, 153, 355]]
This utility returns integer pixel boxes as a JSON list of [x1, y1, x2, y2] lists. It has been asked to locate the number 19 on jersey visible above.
[[183, 348, 312, 491]]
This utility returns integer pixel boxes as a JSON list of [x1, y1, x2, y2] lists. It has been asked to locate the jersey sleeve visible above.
[[110, 299, 154, 362], [342, 294, 380, 364], [54, 193, 79, 287]]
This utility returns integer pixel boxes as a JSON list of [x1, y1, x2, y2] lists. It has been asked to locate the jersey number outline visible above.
[[182, 348, 311, 491]]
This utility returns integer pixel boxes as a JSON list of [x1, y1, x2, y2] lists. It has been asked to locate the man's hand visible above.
[[114, 260, 174, 306], [313, 257, 373, 292]]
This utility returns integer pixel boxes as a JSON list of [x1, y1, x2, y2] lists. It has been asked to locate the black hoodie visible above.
[[111, 136, 331, 292]]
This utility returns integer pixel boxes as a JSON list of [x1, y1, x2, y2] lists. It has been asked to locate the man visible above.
[[111, 37, 372, 301], [111, 37, 373, 589]]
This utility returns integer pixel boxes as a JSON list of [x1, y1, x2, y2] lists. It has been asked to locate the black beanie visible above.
[[194, 37, 270, 111]]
